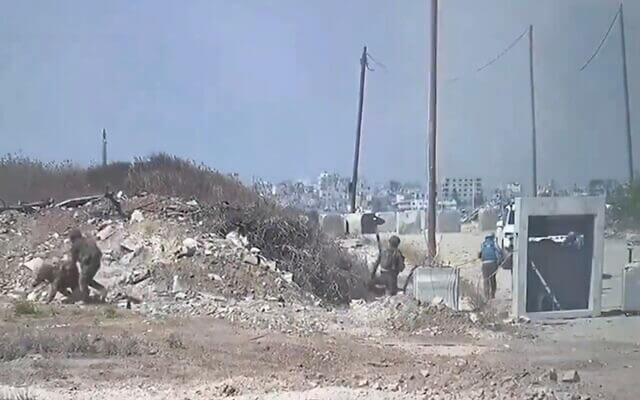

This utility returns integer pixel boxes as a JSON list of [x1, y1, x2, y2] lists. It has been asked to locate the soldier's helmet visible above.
[[389, 235, 401, 248]]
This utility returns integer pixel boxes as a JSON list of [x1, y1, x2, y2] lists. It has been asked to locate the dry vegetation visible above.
[[0, 329, 144, 362], [0, 153, 368, 304]]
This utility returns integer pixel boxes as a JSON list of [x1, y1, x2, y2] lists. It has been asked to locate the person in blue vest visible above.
[[478, 233, 502, 299]]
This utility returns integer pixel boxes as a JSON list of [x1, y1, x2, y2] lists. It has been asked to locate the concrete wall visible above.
[[344, 213, 363, 235], [437, 210, 461, 233], [513, 196, 605, 319], [397, 210, 422, 234], [376, 211, 397, 233], [478, 208, 499, 232], [319, 214, 345, 238]]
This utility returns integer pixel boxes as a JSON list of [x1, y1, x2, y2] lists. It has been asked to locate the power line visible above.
[[579, 9, 620, 71], [476, 28, 529, 72], [442, 27, 528, 84], [366, 53, 387, 71]]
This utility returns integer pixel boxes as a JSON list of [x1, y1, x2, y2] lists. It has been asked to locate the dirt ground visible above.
[[1, 228, 638, 399], [0, 297, 606, 400]]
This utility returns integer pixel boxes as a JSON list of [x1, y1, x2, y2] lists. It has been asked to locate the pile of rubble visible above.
[[0, 195, 316, 308], [0, 194, 495, 338]]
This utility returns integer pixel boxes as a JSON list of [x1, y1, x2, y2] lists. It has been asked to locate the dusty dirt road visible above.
[[0, 296, 608, 400]]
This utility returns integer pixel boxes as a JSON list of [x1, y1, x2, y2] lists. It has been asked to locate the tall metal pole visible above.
[[102, 128, 107, 166], [350, 46, 367, 213], [528, 25, 538, 197], [427, 0, 438, 258], [620, 3, 635, 183]]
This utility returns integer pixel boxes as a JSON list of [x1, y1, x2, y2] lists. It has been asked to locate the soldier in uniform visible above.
[[370, 235, 405, 296]]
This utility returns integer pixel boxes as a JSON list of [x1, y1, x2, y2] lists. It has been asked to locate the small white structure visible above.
[[513, 196, 605, 320], [376, 211, 397, 233], [622, 262, 640, 313], [397, 210, 421, 234]]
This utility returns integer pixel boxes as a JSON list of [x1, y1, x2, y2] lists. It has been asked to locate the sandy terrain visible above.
[[1, 223, 638, 399]]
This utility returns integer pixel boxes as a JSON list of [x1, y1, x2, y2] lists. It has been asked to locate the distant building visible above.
[[441, 177, 483, 206]]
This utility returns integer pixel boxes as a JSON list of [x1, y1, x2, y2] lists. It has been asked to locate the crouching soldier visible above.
[[370, 235, 405, 296]]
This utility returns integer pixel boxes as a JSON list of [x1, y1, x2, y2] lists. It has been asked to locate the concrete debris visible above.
[[226, 231, 249, 249], [548, 368, 558, 382], [172, 275, 186, 293], [208, 273, 223, 282], [120, 237, 141, 253], [243, 254, 261, 266], [180, 238, 198, 257], [431, 296, 444, 306], [469, 312, 479, 324], [130, 209, 144, 223], [561, 370, 580, 383], [459, 296, 475, 311], [97, 225, 116, 241], [22, 257, 44, 272]]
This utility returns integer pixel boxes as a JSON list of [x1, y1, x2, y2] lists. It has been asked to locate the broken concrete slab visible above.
[[130, 209, 144, 223], [22, 257, 44, 272], [561, 370, 580, 383], [97, 225, 116, 241]]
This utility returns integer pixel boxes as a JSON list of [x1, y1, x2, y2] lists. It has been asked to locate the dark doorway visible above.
[[525, 215, 595, 313]]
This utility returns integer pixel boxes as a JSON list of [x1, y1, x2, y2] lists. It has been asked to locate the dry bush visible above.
[[86, 161, 131, 191], [12, 300, 40, 317], [459, 278, 488, 311], [0, 154, 88, 204], [210, 201, 370, 304], [125, 153, 256, 205], [166, 333, 186, 350], [1, 152, 369, 305], [399, 243, 427, 266], [0, 330, 145, 361]]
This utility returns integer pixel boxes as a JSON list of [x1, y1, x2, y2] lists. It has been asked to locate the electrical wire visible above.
[[442, 27, 528, 85], [476, 27, 529, 72], [366, 53, 388, 71], [579, 9, 620, 71]]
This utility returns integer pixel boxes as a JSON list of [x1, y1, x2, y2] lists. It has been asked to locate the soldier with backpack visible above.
[[370, 235, 405, 296]]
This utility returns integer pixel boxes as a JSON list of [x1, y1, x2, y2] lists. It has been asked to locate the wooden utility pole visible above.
[[350, 46, 368, 213], [102, 128, 107, 166], [528, 25, 538, 197], [427, 0, 438, 258], [619, 3, 635, 183]]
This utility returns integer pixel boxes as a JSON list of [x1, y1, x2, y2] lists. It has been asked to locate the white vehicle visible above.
[[496, 202, 515, 267]]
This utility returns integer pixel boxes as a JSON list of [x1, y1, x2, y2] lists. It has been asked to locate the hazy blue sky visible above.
[[0, 0, 638, 191]]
